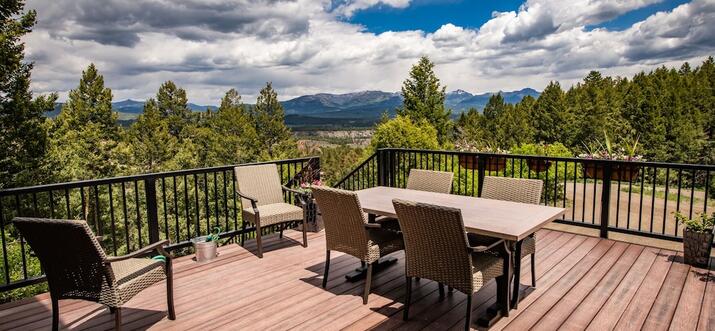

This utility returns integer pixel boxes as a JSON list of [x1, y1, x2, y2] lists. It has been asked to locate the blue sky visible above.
[[348, 0, 691, 33], [24, 0, 715, 104]]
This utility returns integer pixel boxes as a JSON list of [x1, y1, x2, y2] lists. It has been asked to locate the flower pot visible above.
[[458, 154, 478, 169], [485, 157, 507, 172], [583, 163, 641, 181], [682, 228, 713, 268], [192, 238, 218, 263], [526, 159, 552, 173]]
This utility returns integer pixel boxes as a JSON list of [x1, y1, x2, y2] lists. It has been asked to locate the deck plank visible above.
[[0, 229, 710, 331]]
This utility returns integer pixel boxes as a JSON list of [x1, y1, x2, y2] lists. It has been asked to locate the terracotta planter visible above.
[[683, 229, 713, 268], [485, 157, 507, 172], [458, 154, 478, 169], [583, 162, 641, 181], [526, 159, 552, 173], [192, 238, 218, 263]]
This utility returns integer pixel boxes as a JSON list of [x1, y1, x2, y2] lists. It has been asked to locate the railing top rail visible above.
[[378, 148, 715, 170], [0, 156, 318, 196]]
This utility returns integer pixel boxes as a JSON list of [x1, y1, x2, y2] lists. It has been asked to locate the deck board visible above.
[[0, 229, 711, 331]]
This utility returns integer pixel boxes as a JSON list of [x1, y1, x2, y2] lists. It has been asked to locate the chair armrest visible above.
[[106, 240, 170, 263], [235, 189, 259, 213], [282, 185, 303, 195], [364, 223, 383, 229], [467, 239, 505, 253]]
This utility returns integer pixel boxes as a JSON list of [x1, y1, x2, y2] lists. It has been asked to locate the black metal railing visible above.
[[336, 148, 714, 245], [0, 157, 319, 293]]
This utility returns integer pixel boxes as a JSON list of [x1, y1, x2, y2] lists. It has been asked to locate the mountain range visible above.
[[50, 88, 540, 128]]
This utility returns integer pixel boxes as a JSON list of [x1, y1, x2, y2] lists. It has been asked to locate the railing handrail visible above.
[[0, 156, 319, 197], [378, 148, 715, 170], [334, 152, 378, 188]]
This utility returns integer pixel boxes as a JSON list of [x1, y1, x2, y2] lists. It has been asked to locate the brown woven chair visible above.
[[311, 186, 404, 304], [234, 164, 308, 258], [11, 217, 175, 331], [474, 176, 542, 307], [392, 199, 508, 331]]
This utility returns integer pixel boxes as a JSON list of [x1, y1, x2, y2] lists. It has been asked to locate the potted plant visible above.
[[192, 227, 221, 263], [675, 211, 714, 267], [455, 139, 510, 171], [579, 131, 644, 181], [294, 179, 323, 232]]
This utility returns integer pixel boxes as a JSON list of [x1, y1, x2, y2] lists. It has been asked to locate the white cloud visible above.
[[23, 0, 715, 104], [333, 0, 412, 17]]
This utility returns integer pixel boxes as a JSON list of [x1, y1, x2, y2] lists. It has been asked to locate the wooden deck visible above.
[[1, 229, 713, 330]]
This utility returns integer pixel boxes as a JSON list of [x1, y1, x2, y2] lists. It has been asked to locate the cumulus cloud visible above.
[[23, 0, 715, 104]]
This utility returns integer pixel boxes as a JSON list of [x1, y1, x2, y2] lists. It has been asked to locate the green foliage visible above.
[[129, 99, 178, 172], [46, 64, 121, 181], [398, 57, 452, 144], [674, 211, 715, 233], [0, 0, 57, 188], [155, 81, 192, 138], [315, 145, 364, 186], [509, 143, 574, 202], [369, 115, 440, 151], [251, 83, 295, 160]]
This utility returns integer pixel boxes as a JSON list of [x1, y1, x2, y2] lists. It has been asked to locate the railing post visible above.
[[390, 149, 398, 187], [377, 150, 386, 186], [599, 162, 612, 239], [477, 154, 486, 197], [145, 177, 161, 244]]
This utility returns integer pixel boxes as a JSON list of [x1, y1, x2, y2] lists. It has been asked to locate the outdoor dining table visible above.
[[354, 186, 566, 325]]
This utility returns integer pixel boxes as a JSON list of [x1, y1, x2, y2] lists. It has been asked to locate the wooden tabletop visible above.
[[356, 186, 566, 241]]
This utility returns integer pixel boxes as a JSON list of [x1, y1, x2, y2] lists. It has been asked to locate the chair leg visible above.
[[279, 224, 284, 239], [322, 250, 331, 289], [403, 276, 412, 321], [114, 307, 122, 330], [531, 253, 536, 287], [438, 283, 445, 299], [363, 262, 373, 304], [256, 223, 263, 258], [465, 293, 473, 331], [448, 286, 454, 293], [512, 246, 522, 310], [240, 221, 247, 246], [51, 296, 59, 331], [302, 218, 308, 248], [166, 258, 176, 320]]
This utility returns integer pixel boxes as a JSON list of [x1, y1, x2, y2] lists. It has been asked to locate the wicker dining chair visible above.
[[11, 217, 175, 331], [474, 176, 542, 307], [234, 163, 308, 258], [311, 186, 404, 304], [392, 199, 509, 331], [405, 169, 454, 194], [378, 169, 455, 232]]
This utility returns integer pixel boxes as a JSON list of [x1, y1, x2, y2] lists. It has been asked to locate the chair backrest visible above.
[[406, 169, 454, 194], [392, 199, 474, 294], [11, 217, 112, 301], [234, 163, 284, 207], [481, 176, 543, 205], [311, 186, 369, 260]]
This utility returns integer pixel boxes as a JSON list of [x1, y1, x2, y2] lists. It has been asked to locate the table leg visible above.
[[478, 241, 513, 327], [345, 256, 398, 281], [510, 239, 536, 309]]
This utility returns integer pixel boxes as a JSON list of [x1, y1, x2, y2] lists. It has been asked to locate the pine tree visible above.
[[129, 99, 177, 172], [398, 56, 452, 144], [47, 64, 119, 180], [155, 81, 191, 137], [533, 81, 567, 144], [210, 89, 258, 163], [0, 0, 56, 188], [251, 83, 294, 160]]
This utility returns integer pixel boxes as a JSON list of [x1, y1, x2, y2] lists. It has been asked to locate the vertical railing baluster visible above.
[[650, 167, 657, 233], [193, 174, 200, 237], [49, 190, 55, 219], [223, 171, 229, 231], [161, 178, 169, 240], [599, 163, 612, 238], [15, 195, 28, 279], [64, 188, 70, 218], [108, 184, 117, 255], [145, 177, 160, 244], [173, 176, 180, 243], [663, 168, 670, 235], [0, 198, 10, 284], [121, 182, 130, 252], [134, 181, 143, 248]]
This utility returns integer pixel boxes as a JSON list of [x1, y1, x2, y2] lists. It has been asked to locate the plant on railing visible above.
[[579, 131, 644, 181], [674, 211, 714, 267], [455, 138, 510, 171], [510, 143, 574, 203]]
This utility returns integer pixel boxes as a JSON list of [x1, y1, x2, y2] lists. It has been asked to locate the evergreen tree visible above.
[[155, 81, 191, 137], [398, 56, 452, 144], [0, 0, 56, 188], [209, 89, 258, 163], [129, 99, 177, 172], [47, 64, 119, 181], [533, 81, 567, 144], [251, 83, 294, 160], [369, 115, 440, 151]]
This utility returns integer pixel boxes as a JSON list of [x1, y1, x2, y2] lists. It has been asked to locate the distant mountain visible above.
[[50, 100, 218, 120], [46, 88, 539, 128]]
